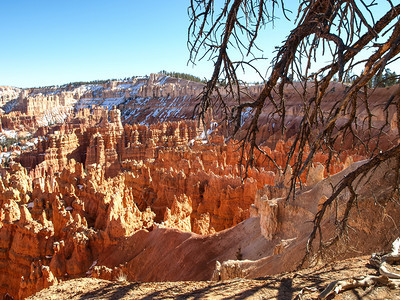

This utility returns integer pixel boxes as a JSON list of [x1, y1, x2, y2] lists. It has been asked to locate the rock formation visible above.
[[0, 80, 398, 299], [0, 86, 21, 108], [0, 74, 206, 132], [0, 112, 367, 298]]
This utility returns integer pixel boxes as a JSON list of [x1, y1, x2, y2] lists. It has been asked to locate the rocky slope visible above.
[[0, 74, 206, 130], [0, 77, 398, 299], [2, 74, 397, 148], [27, 256, 400, 300]]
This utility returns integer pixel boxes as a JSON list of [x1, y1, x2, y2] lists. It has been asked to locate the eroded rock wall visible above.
[[0, 99, 383, 299], [0, 105, 346, 298]]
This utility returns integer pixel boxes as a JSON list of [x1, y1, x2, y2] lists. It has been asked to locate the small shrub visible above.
[[116, 271, 127, 282]]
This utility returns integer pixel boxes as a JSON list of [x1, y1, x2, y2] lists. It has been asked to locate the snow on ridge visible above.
[[2, 99, 18, 114], [36, 106, 73, 127], [101, 97, 126, 108], [76, 98, 101, 110], [0, 79, 200, 127], [1, 130, 18, 139], [116, 83, 133, 90], [134, 97, 150, 106], [241, 107, 252, 125], [0, 87, 21, 97], [129, 82, 145, 96], [127, 95, 191, 125], [156, 76, 169, 86], [75, 84, 103, 95]]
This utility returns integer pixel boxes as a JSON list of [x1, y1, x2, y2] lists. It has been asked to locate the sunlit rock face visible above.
[[0, 74, 208, 131], [1, 79, 396, 299], [0, 106, 364, 298]]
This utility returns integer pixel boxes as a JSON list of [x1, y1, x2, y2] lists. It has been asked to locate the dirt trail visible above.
[[28, 256, 400, 299]]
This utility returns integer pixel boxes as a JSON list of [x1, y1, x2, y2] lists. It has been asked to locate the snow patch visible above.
[[156, 76, 169, 86]]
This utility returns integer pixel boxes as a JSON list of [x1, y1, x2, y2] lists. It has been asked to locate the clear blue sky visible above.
[[0, 1, 394, 88], [0, 0, 297, 88]]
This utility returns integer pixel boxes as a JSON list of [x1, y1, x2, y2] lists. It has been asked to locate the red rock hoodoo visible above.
[[0, 77, 398, 299]]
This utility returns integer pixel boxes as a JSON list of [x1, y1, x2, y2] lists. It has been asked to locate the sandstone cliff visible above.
[[0, 74, 206, 131], [0, 104, 370, 298], [0, 80, 398, 298]]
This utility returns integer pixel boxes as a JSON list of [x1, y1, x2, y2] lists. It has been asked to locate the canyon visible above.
[[0, 74, 399, 299]]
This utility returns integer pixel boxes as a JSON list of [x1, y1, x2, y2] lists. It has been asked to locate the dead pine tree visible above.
[[188, 0, 400, 264]]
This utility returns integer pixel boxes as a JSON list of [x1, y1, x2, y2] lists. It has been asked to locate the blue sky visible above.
[[0, 1, 395, 88], [0, 0, 297, 88]]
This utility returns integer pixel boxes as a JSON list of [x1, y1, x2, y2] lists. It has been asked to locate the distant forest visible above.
[[61, 76, 138, 88], [368, 68, 400, 88], [32, 71, 209, 89], [33, 69, 399, 90], [159, 70, 207, 84], [335, 68, 400, 88]]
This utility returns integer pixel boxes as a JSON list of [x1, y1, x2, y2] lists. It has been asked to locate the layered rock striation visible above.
[[0, 102, 371, 298], [0, 79, 398, 299], [0, 74, 206, 131]]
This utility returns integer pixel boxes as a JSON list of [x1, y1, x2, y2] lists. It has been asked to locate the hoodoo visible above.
[[0, 75, 399, 298]]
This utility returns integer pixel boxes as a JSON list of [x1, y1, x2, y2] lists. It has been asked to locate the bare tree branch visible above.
[[189, 0, 400, 263]]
